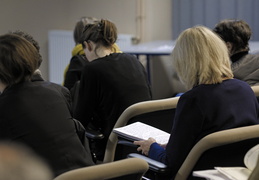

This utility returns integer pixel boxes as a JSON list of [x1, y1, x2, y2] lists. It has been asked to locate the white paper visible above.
[[244, 144, 259, 171], [215, 167, 251, 180], [192, 144, 259, 180], [193, 169, 233, 180], [113, 122, 170, 144]]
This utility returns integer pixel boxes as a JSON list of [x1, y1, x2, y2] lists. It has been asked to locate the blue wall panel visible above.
[[173, 0, 259, 40]]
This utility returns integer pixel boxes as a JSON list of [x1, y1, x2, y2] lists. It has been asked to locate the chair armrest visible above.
[[128, 153, 169, 173], [85, 128, 104, 140], [117, 139, 138, 148]]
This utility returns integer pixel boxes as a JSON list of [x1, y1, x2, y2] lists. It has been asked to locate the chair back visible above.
[[251, 85, 259, 97], [249, 156, 259, 180], [53, 158, 149, 180], [175, 124, 259, 180], [103, 97, 179, 163]]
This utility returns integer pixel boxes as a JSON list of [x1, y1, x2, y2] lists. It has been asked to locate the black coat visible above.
[[0, 81, 94, 177], [74, 53, 152, 159]]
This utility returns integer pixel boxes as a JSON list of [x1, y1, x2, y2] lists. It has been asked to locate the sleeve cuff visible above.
[[149, 142, 166, 162]]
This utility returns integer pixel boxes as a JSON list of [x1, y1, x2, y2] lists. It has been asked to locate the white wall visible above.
[[0, 0, 177, 99]]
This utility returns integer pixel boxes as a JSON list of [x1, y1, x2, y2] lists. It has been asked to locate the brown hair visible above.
[[0, 34, 39, 86], [10, 30, 43, 68], [81, 19, 117, 52], [73, 17, 97, 45], [213, 19, 251, 53]]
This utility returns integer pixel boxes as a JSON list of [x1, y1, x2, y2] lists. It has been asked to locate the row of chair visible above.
[[129, 124, 259, 179], [54, 85, 259, 180], [54, 158, 149, 180], [54, 126, 259, 180]]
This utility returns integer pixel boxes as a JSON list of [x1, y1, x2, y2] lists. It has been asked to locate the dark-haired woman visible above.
[[63, 17, 121, 91], [74, 19, 152, 160]]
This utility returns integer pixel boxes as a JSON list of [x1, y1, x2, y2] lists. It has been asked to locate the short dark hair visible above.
[[10, 30, 43, 68], [0, 34, 38, 86], [213, 19, 252, 52]]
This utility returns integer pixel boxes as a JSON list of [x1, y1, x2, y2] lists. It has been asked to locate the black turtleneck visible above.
[[230, 51, 249, 63]]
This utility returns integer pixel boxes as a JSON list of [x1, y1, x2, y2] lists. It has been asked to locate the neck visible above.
[[85, 41, 113, 62], [88, 46, 112, 62], [95, 47, 112, 59]]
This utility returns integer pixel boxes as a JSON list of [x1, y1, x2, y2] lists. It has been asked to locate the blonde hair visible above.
[[111, 43, 122, 53], [172, 26, 233, 89]]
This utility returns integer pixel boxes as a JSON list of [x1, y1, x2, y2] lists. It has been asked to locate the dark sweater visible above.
[[64, 55, 89, 90]]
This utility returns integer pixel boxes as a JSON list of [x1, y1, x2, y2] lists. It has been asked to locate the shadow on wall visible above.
[[151, 55, 187, 99]]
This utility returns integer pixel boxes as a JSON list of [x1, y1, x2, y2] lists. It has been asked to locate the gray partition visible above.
[[172, 0, 259, 41]]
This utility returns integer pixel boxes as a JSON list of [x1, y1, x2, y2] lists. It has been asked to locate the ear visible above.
[[226, 42, 233, 52], [83, 41, 92, 51]]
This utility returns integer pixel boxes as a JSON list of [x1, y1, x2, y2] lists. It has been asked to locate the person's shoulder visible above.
[[249, 53, 259, 61], [108, 53, 138, 60], [0, 82, 36, 100], [225, 78, 251, 87], [176, 88, 202, 108], [248, 52, 259, 57], [70, 55, 88, 65], [48, 82, 70, 95], [33, 81, 69, 94], [119, 52, 138, 59], [91, 53, 137, 63], [49, 82, 69, 91], [179, 88, 197, 100], [71, 54, 86, 60], [241, 53, 259, 62], [87, 53, 139, 69], [179, 79, 239, 98]]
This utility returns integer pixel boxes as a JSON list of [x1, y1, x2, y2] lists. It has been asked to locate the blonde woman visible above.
[[134, 26, 259, 179]]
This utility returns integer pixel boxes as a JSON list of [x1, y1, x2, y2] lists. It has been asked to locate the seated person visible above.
[[74, 19, 152, 161], [63, 17, 121, 91], [134, 26, 259, 179], [0, 34, 95, 177], [10, 30, 72, 111], [213, 19, 259, 86], [63, 17, 97, 91]]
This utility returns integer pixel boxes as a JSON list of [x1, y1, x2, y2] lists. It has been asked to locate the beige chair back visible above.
[[103, 97, 180, 163], [251, 85, 259, 97], [248, 156, 259, 180], [53, 158, 149, 180], [175, 124, 259, 180]]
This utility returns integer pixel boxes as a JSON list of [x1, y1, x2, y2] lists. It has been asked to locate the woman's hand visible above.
[[133, 137, 156, 156]]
